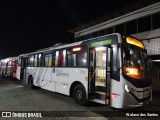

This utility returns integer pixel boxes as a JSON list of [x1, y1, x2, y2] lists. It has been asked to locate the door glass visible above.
[[95, 47, 106, 86]]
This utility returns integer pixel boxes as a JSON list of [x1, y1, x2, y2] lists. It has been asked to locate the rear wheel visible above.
[[28, 76, 35, 89], [73, 84, 87, 105], [2, 71, 5, 77]]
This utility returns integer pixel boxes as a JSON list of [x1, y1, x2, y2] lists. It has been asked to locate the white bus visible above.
[[17, 33, 152, 109]]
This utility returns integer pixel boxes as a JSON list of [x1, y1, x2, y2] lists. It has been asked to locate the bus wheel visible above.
[[28, 76, 35, 89], [73, 84, 87, 105], [2, 71, 4, 77]]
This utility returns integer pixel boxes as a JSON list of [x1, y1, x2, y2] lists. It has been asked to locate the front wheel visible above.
[[28, 76, 35, 89], [73, 84, 87, 105]]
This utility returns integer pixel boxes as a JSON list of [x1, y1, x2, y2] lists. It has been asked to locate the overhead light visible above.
[[72, 47, 82, 52], [95, 47, 106, 51]]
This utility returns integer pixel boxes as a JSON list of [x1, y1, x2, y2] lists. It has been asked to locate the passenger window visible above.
[[55, 51, 59, 66], [37, 54, 41, 67], [67, 54, 76, 67], [77, 53, 87, 67], [45, 54, 52, 67], [28, 55, 34, 67], [55, 50, 66, 67], [34, 54, 38, 67], [62, 50, 66, 66]]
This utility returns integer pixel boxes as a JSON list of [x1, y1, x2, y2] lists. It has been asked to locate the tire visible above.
[[73, 84, 87, 106], [28, 76, 35, 89], [2, 71, 4, 77]]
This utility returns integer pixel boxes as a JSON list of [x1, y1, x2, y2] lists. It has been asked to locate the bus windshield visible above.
[[123, 45, 150, 80]]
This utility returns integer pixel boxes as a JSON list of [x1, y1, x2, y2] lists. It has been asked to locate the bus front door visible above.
[[89, 46, 112, 105]]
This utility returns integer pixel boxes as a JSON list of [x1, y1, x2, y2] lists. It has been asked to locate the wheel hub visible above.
[[76, 90, 83, 100]]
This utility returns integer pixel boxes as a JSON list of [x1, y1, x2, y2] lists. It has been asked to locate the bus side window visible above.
[[67, 54, 76, 67], [55, 51, 59, 66], [77, 52, 87, 67], [45, 54, 52, 67], [62, 50, 66, 66], [28, 55, 34, 67], [37, 54, 41, 67], [55, 50, 66, 67], [34, 54, 38, 67]]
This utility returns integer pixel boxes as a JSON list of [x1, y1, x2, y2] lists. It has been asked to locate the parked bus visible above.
[[0, 57, 18, 77], [17, 33, 151, 109]]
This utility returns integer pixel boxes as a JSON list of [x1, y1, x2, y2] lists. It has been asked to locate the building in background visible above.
[[70, 2, 160, 91]]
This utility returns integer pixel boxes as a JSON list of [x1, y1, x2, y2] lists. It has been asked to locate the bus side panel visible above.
[[52, 67, 69, 95], [26, 67, 55, 92], [27, 67, 88, 98], [51, 67, 88, 97], [68, 68, 88, 98], [39, 68, 55, 92], [26, 67, 38, 84], [110, 79, 123, 108], [16, 67, 21, 80]]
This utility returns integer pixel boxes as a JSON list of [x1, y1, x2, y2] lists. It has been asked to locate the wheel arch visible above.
[[28, 75, 33, 84], [70, 81, 85, 97]]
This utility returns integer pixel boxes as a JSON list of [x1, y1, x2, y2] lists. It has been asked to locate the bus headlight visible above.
[[125, 84, 130, 92], [124, 84, 134, 94]]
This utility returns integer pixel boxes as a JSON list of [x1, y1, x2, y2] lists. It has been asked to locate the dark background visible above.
[[0, 0, 158, 59]]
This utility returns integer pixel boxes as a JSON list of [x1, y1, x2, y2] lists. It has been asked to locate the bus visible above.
[[0, 57, 18, 77], [17, 33, 151, 109]]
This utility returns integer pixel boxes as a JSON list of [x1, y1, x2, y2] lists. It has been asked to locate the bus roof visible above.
[[19, 33, 121, 57], [0, 57, 18, 63]]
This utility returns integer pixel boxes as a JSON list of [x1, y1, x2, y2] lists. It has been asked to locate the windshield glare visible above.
[[123, 45, 149, 79]]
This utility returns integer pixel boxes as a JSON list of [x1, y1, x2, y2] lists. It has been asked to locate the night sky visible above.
[[0, 0, 156, 59]]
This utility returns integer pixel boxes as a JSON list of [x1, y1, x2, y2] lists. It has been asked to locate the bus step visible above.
[[90, 99, 105, 105], [96, 91, 105, 95], [95, 86, 105, 92], [95, 92, 105, 100]]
